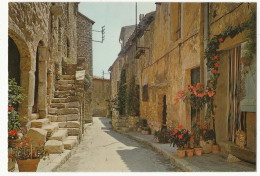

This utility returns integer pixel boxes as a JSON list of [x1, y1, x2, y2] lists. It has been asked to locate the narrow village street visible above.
[[57, 117, 181, 172]]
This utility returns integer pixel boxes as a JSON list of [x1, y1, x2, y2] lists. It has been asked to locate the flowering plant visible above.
[[192, 121, 202, 148], [175, 83, 215, 111], [8, 129, 19, 140], [169, 125, 190, 150], [200, 125, 215, 142], [8, 137, 49, 161]]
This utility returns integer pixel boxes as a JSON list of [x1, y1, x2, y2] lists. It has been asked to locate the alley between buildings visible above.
[[57, 117, 181, 172]]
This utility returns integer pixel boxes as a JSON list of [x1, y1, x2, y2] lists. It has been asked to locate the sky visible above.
[[78, 2, 156, 79]]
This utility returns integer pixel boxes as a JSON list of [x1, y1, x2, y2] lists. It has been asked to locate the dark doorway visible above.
[[8, 36, 20, 85], [162, 95, 167, 128], [191, 67, 200, 127], [32, 47, 39, 113]]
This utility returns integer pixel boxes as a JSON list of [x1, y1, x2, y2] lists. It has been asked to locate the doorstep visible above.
[[116, 130, 256, 172]]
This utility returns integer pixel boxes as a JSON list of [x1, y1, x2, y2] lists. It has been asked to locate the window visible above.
[[142, 84, 149, 101], [169, 3, 182, 41]]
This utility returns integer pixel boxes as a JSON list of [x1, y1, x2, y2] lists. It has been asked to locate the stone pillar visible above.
[[37, 47, 48, 118]]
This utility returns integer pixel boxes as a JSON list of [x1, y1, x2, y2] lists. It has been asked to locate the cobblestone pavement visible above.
[[57, 117, 181, 172]]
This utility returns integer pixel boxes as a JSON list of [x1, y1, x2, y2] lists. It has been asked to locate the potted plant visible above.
[[169, 125, 190, 158], [193, 122, 203, 156], [200, 125, 215, 154], [154, 127, 171, 144], [9, 137, 49, 172]]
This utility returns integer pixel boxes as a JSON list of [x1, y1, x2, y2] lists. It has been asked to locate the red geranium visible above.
[[173, 129, 178, 134], [196, 122, 201, 126], [178, 125, 183, 130], [8, 106, 14, 111], [8, 129, 18, 137], [202, 125, 207, 130], [214, 62, 219, 68], [218, 37, 223, 42], [213, 55, 219, 60], [212, 69, 218, 75], [178, 135, 183, 139], [203, 130, 206, 134]]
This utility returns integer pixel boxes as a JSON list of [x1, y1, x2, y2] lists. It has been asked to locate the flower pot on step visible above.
[[177, 149, 185, 158], [194, 147, 202, 156], [17, 158, 40, 172], [212, 144, 219, 154], [186, 149, 194, 157], [200, 140, 213, 153]]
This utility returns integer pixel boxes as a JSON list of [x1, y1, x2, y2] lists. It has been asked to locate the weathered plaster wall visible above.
[[140, 3, 202, 132]]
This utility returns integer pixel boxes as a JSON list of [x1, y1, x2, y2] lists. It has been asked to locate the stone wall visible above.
[[8, 2, 51, 120], [140, 3, 202, 132], [92, 77, 110, 117]]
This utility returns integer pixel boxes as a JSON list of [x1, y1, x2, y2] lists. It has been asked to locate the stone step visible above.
[[65, 101, 80, 108], [50, 103, 66, 109], [48, 108, 57, 115], [49, 129, 68, 141], [66, 114, 80, 121], [58, 121, 80, 128], [67, 128, 80, 136], [27, 128, 47, 146], [31, 118, 50, 128], [31, 113, 39, 120], [115, 122, 128, 127], [67, 96, 80, 102], [54, 90, 75, 98], [52, 98, 68, 103], [60, 75, 75, 80], [56, 108, 79, 115], [118, 119, 128, 123], [117, 127, 129, 133], [44, 140, 64, 154], [63, 136, 78, 150], [55, 84, 75, 91], [42, 123, 59, 137], [47, 115, 58, 122], [57, 80, 75, 85]]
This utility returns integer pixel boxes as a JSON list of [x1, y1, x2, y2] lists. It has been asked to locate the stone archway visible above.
[[8, 29, 32, 122]]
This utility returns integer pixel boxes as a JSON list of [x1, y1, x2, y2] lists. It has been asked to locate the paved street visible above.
[[57, 117, 181, 172]]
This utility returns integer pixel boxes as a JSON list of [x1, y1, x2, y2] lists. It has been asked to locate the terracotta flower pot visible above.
[[177, 149, 185, 158], [212, 144, 219, 154], [186, 149, 194, 157], [17, 158, 40, 172], [200, 140, 213, 153], [194, 147, 202, 156]]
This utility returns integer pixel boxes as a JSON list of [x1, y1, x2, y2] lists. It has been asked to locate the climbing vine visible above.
[[204, 7, 256, 120], [126, 78, 140, 116], [117, 69, 127, 115]]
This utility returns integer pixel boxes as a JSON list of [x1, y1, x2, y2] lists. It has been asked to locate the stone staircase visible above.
[[28, 75, 81, 154]]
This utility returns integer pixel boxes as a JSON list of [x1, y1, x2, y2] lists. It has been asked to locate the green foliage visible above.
[[8, 78, 25, 107], [201, 129, 215, 141], [8, 78, 25, 133], [126, 78, 140, 116], [117, 69, 127, 115], [8, 110, 20, 132], [243, 5, 256, 64]]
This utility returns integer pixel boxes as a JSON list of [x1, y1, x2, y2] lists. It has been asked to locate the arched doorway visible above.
[[8, 36, 20, 85], [32, 46, 39, 113]]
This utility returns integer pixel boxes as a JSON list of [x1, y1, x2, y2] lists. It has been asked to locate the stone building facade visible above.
[[109, 2, 256, 162], [8, 2, 94, 156], [92, 76, 110, 117]]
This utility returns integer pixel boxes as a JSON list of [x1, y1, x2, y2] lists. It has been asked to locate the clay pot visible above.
[[200, 140, 213, 153], [212, 144, 219, 154], [194, 147, 202, 156], [186, 149, 194, 157], [17, 158, 40, 172], [177, 149, 185, 158]]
